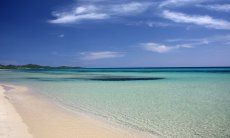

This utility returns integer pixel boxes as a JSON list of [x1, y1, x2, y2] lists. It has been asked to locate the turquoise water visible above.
[[0, 68, 230, 137]]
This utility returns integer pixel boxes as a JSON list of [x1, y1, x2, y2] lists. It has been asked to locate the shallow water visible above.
[[1, 68, 230, 137]]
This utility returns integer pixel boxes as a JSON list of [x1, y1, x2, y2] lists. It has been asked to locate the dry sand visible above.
[[0, 85, 32, 138], [0, 83, 157, 138]]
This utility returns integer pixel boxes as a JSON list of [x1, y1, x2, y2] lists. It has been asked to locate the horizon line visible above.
[[1, 64, 230, 69]]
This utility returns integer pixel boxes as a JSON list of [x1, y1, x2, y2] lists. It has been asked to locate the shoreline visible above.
[[0, 83, 157, 138]]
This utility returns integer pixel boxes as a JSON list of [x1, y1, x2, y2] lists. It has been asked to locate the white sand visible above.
[[1, 84, 158, 138], [0, 85, 32, 138]]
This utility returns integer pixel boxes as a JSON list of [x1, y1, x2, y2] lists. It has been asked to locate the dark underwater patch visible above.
[[25, 76, 164, 82], [89, 76, 164, 81]]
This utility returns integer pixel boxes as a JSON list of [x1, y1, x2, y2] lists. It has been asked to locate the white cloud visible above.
[[162, 10, 230, 30], [166, 34, 230, 46], [57, 34, 64, 38], [48, 0, 230, 30], [140, 42, 191, 53], [126, 21, 171, 28], [111, 2, 151, 15], [80, 51, 125, 60], [49, 12, 109, 24], [146, 21, 171, 27], [75, 5, 98, 14], [141, 43, 174, 53], [159, 0, 208, 8], [197, 4, 230, 12], [49, 2, 152, 24]]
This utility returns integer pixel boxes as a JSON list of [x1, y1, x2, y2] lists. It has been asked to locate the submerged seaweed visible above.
[[25, 76, 164, 81], [89, 77, 164, 81]]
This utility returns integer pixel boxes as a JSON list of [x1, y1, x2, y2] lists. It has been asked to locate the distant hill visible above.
[[0, 64, 81, 69]]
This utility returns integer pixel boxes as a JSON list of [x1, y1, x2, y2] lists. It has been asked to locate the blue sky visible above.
[[0, 0, 230, 67]]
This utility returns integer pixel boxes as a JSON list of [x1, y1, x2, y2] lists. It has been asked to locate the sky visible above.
[[0, 0, 230, 67]]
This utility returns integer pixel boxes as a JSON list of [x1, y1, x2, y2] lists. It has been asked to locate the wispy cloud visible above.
[[48, 0, 230, 30], [126, 20, 171, 28], [145, 21, 171, 27], [166, 34, 230, 46], [139, 34, 229, 53], [162, 10, 230, 30], [49, 4, 110, 24], [51, 51, 74, 57], [197, 4, 230, 12], [49, 2, 152, 24], [140, 42, 192, 53], [111, 2, 152, 15], [159, 0, 208, 8], [80, 51, 125, 60], [49, 12, 109, 24], [57, 34, 64, 38]]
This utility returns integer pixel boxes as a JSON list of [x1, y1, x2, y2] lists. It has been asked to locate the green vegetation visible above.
[[0, 64, 81, 69]]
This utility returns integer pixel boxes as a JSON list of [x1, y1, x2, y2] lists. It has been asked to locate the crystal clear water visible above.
[[0, 68, 230, 137]]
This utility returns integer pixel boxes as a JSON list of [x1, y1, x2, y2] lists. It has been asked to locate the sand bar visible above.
[[1, 83, 157, 138]]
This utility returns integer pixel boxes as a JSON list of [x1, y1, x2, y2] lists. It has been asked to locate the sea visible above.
[[0, 67, 230, 137]]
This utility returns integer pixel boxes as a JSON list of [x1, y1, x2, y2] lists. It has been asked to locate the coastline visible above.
[[0, 83, 157, 138]]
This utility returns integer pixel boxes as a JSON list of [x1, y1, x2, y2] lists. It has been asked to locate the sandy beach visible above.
[[0, 83, 155, 138], [0, 85, 32, 138]]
